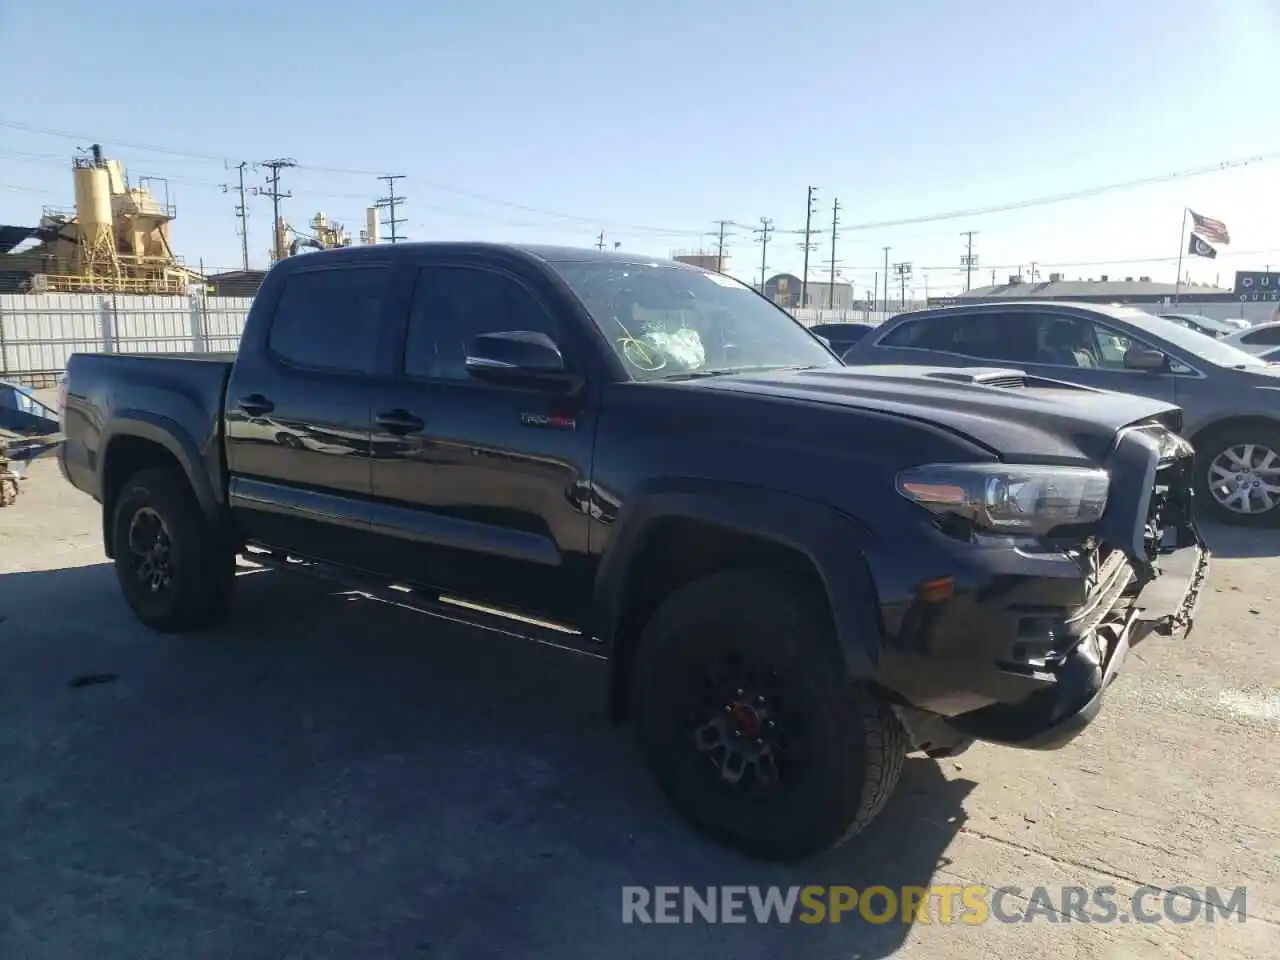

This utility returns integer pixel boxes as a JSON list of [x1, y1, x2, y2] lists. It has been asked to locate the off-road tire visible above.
[[1192, 421, 1280, 527], [631, 569, 906, 861], [111, 467, 235, 633]]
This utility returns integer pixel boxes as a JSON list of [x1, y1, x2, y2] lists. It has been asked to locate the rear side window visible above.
[[1241, 326, 1280, 346], [267, 266, 388, 373]]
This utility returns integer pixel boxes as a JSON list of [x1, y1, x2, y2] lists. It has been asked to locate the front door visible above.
[[1015, 311, 1177, 406], [366, 260, 596, 627]]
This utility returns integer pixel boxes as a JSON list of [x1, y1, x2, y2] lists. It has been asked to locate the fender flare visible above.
[[99, 411, 222, 551], [592, 478, 885, 683]]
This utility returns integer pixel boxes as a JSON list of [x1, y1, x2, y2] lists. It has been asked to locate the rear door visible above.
[[364, 256, 597, 626], [225, 261, 393, 565], [855, 311, 1032, 368]]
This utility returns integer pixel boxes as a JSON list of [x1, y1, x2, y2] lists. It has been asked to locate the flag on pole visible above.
[[1189, 211, 1230, 244], [1188, 234, 1218, 259]]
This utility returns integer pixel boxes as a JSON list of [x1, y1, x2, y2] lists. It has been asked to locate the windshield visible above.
[[549, 260, 839, 380], [1102, 307, 1269, 368]]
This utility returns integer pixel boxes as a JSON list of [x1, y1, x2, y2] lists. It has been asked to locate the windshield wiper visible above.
[[662, 363, 826, 381]]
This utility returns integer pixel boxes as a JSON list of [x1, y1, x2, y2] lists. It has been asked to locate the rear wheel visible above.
[[1193, 422, 1280, 527], [111, 467, 235, 632], [631, 570, 905, 861]]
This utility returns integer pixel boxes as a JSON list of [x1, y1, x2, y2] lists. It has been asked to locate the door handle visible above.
[[375, 409, 425, 435], [238, 393, 274, 417]]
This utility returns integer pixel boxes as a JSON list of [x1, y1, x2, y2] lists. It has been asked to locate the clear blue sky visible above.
[[2, 0, 1277, 296]]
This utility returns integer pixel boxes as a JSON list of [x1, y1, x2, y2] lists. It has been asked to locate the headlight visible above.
[[1133, 424, 1194, 462], [896, 463, 1110, 536]]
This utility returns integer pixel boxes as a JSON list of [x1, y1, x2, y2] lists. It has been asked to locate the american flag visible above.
[[1190, 210, 1230, 244]]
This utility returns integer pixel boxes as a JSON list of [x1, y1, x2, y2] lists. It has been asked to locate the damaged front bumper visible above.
[[899, 429, 1209, 755]]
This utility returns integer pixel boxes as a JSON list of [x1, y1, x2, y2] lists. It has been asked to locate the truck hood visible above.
[[679, 364, 1182, 464]]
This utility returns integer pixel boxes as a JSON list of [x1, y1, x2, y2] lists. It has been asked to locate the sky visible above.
[[1, 0, 1277, 298]]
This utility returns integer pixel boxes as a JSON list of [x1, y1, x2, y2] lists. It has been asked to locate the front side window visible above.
[[267, 266, 387, 374], [403, 266, 559, 381], [548, 261, 836, 381]]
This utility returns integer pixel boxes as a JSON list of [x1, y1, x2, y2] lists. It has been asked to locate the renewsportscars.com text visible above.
[[621, 885, 1248, 925]]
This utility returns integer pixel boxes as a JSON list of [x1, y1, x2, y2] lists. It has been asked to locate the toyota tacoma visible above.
[[59, 244, 1208, 860]]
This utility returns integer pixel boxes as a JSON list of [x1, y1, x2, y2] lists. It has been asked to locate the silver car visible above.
[[843, 300, 1280, 527]]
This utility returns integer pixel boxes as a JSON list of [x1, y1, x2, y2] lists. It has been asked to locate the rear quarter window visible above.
[[266, 266, 388, 374]]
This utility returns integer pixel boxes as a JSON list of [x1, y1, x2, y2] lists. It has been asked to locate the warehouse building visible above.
[[763, 273, 854, 310]]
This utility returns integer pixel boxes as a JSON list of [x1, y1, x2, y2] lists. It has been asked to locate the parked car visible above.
[[1158, 312, 1248, 338], [60, 245, 1205, 860], [1222, 320, 1280, 356], [806, 322, 873, 356], [843, 300, 1280, 526]]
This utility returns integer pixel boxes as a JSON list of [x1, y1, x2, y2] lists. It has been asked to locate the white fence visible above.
[[2, 291, 1272, 388], [0, 293, 254, 387]]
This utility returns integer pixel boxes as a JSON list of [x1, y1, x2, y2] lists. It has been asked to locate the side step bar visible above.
[[241, 547, 607, 661]]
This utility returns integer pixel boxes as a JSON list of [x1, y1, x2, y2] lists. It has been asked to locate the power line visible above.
[[840, 150, 1280, 232], [894, 262, 914, 308], [714, 219, 733, 273], [754, 217, 774, 292], [256, 159, 296, 263], [3, 117, 1277, 240], [827, 198, 841, 308], [882, 247, 891, 313], [800, 186, 818, 308], [961, 230, 979, 292], [0, 118, 707, 238], [221, 161, 251, 272], [376, 174, 407, 243]]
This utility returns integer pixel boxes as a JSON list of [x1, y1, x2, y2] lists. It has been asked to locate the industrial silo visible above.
[[72, 146, 117, 278]]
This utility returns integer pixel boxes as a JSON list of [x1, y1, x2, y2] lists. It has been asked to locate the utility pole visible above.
[[376, 175, 407, 243], [258, 158, 296, 263], [1029, 262, 1038, 283], [714, 219, 730, 273], [827, 198, 840, 309], [596, 231, 606, 251], [882, 247, 891, 315], [221, 161, 251, 272], [754, 217, 774, 293], [961, 230, 978, 292], [800, 186, 819, 308], [894, 262, 913, 308]]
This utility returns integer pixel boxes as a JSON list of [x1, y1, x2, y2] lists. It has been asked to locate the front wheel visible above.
[[631, 570, 906, 861], [1193, 423, 1280, 527], [111, 467, 235, 632]]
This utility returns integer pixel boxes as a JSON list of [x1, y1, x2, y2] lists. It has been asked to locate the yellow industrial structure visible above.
[[276, 212, 356, 260], [0, 144, 199, 295]]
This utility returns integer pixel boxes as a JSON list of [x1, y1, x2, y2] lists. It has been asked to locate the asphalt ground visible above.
[[1, 455, 1277, 959]]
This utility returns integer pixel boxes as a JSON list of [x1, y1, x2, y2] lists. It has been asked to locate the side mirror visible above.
[[1123, 346, 1167, 372], [465, 330, 583, 393]]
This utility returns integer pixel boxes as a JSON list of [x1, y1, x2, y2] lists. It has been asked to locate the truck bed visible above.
[[61, 352, 236, 504]]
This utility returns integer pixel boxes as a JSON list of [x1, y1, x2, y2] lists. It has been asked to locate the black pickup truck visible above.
[[60, 244, 1208, 860]]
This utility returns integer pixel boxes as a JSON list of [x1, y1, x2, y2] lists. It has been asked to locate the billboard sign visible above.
[[1233, 271, 1280, 301]]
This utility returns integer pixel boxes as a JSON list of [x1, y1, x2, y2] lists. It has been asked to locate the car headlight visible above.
[[1133, 424, 1194, 463], [896, 463, 1110, 536]]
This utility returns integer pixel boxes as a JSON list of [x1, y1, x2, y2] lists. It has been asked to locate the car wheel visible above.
[[1193, 422, 1280, 527], [631, 569, 906, 861], [111, 467, 236, 632]]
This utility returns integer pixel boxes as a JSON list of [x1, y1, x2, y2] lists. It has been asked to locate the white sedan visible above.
[[1222, 320, 1280, 356]]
